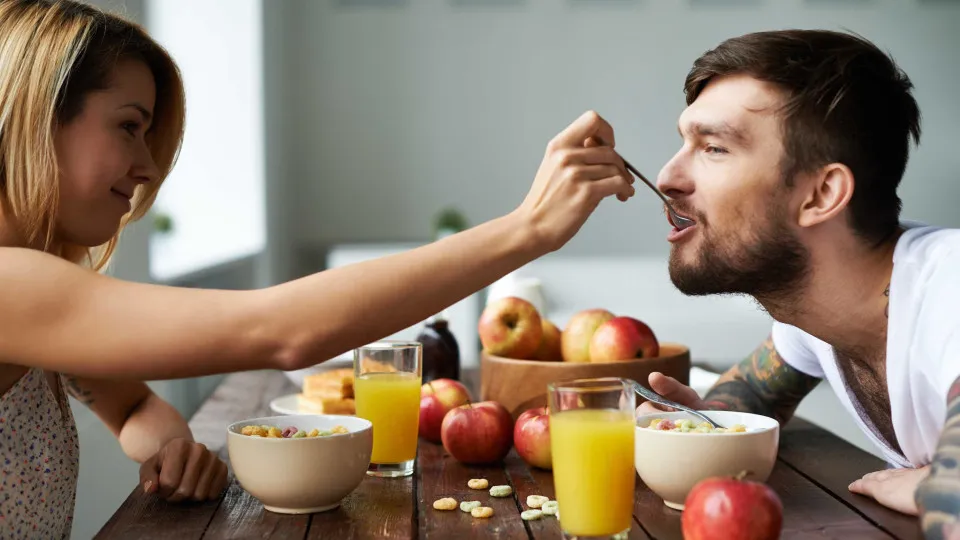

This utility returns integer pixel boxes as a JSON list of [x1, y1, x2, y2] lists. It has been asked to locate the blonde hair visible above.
[[0, 0, 185, 270]]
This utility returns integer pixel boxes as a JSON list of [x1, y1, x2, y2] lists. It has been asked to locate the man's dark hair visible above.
[[685, 29, 921, 246]]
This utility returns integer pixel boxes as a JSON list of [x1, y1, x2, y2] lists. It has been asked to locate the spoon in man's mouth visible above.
[[620, 157, 695, 230]]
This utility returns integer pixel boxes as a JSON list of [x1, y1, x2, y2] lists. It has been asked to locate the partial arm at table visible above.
[[701, 334, 821, 425], [916, 374, 960, 540]]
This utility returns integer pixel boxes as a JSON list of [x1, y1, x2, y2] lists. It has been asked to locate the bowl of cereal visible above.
[[227, 414, 372, 514], [634, 410, 779, 510]]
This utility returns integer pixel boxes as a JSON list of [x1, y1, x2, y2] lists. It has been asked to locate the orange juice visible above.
[[550, 408, 636, 537], [354, 372, 422, 463]]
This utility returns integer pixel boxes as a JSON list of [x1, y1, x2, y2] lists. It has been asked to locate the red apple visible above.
[[419, 379, 471, 443], [478, 297, 543, 359], [441, 401, 514, 464], [532, 319, 563, 362], [560, 309, 615, 363], [513, 407, 551, 469], [588, 316, 659, 362], [682, 473, 783, 540]]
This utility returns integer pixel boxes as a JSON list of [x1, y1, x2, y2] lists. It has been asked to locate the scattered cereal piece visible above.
[[526, 495, 549, 509], [433, 498, 457, 511], [541, 501, 559, 516], [332, 425, 349, 434], [241, 426, 267, 437], [266, 427, 283, 438], [489, 485, 513, 498], [467, 478, 489, 490], [521, 509, 543, 521], [471, 506, 494, 519], [281, 426, 298, 438], [308, 429, 320, 437], [293, 430, 307, 438], [460, 501, 481, 513]]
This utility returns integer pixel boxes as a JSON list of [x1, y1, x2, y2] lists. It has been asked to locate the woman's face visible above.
[[54, 58, 160, 247]]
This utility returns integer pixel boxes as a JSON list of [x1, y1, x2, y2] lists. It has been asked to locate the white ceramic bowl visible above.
[[227, 414, 372, 514], [634, 410, 779, 510]]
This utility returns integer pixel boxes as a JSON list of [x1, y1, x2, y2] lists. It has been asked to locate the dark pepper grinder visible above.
[[416, 314, 460, 383]]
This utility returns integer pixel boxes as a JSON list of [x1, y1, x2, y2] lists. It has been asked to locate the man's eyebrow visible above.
[[680, 121, 750, 145]]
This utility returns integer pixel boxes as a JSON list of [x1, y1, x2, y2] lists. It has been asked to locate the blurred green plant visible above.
[[153, 212, 174, 234], [434, 207, 467, 234]]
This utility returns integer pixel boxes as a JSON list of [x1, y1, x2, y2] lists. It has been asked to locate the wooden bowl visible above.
[[480, 343, 691, 419]]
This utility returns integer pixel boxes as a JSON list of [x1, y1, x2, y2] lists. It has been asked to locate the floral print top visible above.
[[0, 367, 79, 539]]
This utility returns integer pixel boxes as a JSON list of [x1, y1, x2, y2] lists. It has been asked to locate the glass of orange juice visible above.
[[548, 377, 636, 539], [353, 341, 422, 477]]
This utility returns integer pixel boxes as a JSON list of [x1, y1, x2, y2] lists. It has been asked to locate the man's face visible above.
[[657, 74, 808, 298]]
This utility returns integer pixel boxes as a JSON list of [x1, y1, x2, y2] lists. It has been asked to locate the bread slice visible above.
[[296, 393, 356, 415], [303, 368, 354, 399]]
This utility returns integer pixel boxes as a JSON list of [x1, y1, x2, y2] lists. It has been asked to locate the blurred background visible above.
[[74, 0, 959, 537]]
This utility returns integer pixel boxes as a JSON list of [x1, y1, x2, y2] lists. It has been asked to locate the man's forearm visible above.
[[916, 376, 960, 540], [702, 336, 821, 425], [117, 394, 194, 463]]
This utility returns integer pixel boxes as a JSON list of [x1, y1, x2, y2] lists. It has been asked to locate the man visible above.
[[637, 29, 960, 539]]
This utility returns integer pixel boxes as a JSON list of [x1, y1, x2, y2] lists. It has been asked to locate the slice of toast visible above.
[[303, 368, 354, 399], [296, 393, 356, 415]]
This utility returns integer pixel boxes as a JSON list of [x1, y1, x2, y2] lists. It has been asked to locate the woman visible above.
[[0, 0, 634, 536]]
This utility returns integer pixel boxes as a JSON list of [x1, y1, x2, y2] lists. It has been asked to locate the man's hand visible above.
[[140, 438, 229, 502], [636, 372, 707, 415], [848, 466, 930, 516]]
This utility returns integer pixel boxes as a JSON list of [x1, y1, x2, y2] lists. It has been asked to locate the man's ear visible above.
[[796, 163, 854, 229]]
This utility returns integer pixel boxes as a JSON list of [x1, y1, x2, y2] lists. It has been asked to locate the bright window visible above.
[[146, 0, 265, 281]]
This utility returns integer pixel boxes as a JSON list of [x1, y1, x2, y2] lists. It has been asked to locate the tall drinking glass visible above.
[[353, 341, 422, 477], [548, 378, 636, 539]]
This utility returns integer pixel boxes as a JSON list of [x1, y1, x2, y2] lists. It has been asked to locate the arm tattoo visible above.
[[63, 375, 95, 406], [702, 335, 821, 425], [916, 376, 960, 540]]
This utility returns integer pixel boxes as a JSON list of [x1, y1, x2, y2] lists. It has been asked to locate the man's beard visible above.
[[668, 204, 809, 302]]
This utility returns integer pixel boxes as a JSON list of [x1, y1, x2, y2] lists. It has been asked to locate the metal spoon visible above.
[[628, 379, 724, 429], [620, 157, 695, 230]]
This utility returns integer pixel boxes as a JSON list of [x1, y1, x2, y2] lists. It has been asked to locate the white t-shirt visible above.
[[771, 223, 960, 468]]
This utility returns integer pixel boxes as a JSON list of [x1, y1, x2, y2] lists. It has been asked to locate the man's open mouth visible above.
[[666, 208, 696, 229]]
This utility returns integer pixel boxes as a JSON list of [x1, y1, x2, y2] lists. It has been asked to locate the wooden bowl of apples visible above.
[[479, 298, 691, 419]]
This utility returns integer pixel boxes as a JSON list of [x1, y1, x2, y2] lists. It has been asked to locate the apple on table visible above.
[[418, 379, 471, 444], [682, 472, 783, 540], [479, 297, 543, 359], [514, 406, 551, 469], [441, 401, 514, 464], [589, 316, 660, 362]]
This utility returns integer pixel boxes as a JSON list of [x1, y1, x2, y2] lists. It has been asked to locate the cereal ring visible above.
[[266, 427, 283, 438], [467, 479, 489, 490], [471, 506, 494, 519], [433, 497, 457, 511], [241, 426, 266, 437], [460, 501, 481, 513], [526, 495, 549, 509], [521, 509, 543, 521], [489, 485, 513, 498], [307, 429, 320, 437], [541, 501, 559, 516]]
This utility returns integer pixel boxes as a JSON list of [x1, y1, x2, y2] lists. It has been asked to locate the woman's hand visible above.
[[517, 110, 635, 252], [140, 438, 229, 502]]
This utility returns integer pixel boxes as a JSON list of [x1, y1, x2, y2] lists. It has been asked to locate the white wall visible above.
[[276, 0, 960, 259]]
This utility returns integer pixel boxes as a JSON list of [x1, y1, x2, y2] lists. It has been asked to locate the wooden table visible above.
[[97, 369, 922, 539]]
